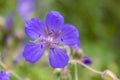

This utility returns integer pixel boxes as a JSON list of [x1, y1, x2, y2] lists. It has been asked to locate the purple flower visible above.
[[72, 40, 81, 51], [81, 55, 92, 65], [13, 41, 25, 64], [0, 71, 10, 80], [17, 0, 35, 20], [13, 52, 23, 65], [5, 13, 13, 30], [23, 11, 79, 68]]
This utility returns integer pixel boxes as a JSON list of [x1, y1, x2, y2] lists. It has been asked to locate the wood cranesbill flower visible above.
[[23, 11, 79, 68], [0, 71, 10, 80], [17, 0, 35, 20]]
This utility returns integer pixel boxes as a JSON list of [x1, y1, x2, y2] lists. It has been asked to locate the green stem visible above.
[[74, 64, 78, 80], [79, 61, 102, 75], [0, 61, 22, 80]]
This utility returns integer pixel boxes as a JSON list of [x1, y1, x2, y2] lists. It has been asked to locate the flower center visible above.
[[47, 36, 53, 43]]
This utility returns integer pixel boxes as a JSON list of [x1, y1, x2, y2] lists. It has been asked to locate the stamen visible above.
[[47, 37, 53, 42]]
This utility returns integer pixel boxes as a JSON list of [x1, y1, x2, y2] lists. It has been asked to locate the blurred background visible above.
[[0, 0, 120, 80]]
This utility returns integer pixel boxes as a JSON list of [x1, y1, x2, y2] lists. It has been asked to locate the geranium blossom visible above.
[[23, 11, 79, 68]]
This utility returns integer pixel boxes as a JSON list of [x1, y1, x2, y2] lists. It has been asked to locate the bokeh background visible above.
[[0, 0, 120, 80]]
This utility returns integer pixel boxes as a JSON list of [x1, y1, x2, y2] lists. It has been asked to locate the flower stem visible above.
[[74, 64, 78, 80], [78, 61, 103, 75], [0, 61, 7, 69], [0, 61, 22, 80]]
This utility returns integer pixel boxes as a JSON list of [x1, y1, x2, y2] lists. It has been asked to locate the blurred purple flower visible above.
[[13, 41, 26, 64], [0, 71, 10, 80], [13, 52, 23, 64], [5, 13, 13, 30], [23, 11, 79, 68], [17, 0, 35, 20], [5, 35, 14, 45], [81, 55, 92, 65]]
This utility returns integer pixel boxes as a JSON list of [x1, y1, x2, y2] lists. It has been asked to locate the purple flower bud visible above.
[[17, 0, 36, 20], [0, 71, 10, 80], [81, 55, 92, 65], [5, 13, 13, 30]]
